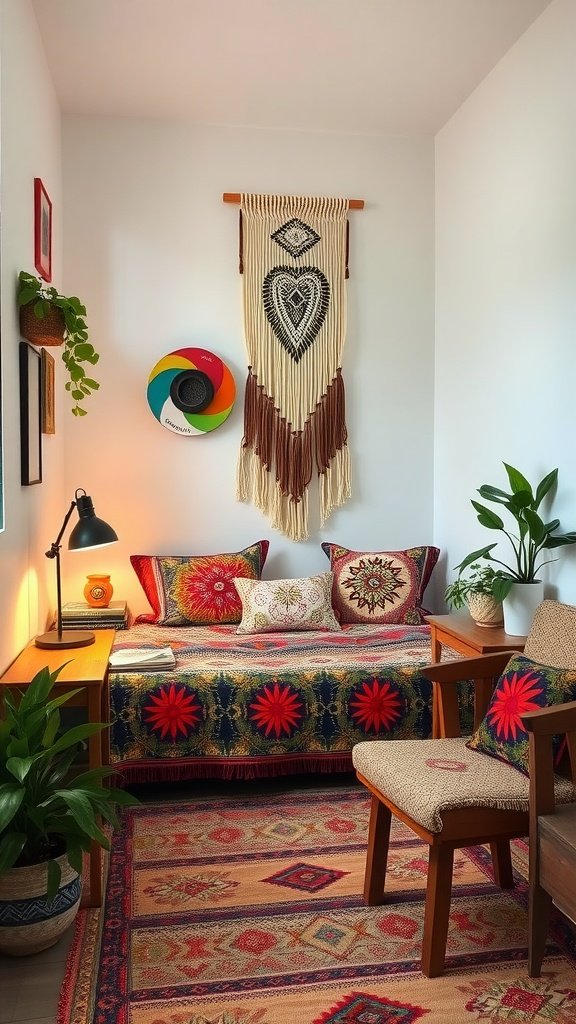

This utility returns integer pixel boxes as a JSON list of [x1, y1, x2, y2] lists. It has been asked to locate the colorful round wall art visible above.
[[147, 348, 236, 435]]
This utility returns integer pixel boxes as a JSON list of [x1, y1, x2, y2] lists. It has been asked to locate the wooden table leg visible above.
[[429, 626, 442, 739]]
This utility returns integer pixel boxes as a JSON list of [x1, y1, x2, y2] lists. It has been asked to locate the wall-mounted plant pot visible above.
[[19, 302, 65, 347]]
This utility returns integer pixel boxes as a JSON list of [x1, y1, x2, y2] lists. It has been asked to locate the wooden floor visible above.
[[0, 774, 357, 1022]]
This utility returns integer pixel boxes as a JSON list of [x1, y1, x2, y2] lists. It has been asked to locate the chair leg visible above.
[[490, 839, 514, 889], [363, 795, 392, 905], [421, 843, 454, 978], [528, 883, 553, 978]]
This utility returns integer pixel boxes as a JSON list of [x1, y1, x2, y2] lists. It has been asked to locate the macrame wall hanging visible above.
[[225, 192, 363, 542]]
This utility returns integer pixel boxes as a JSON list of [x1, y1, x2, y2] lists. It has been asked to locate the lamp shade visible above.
[[68, 492, 118, 551]]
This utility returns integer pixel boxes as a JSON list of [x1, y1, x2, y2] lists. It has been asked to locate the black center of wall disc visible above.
[[170, 369, 214, 413]]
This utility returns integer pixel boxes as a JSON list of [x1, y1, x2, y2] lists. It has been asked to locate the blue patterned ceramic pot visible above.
[[0, 852, 81, 955]]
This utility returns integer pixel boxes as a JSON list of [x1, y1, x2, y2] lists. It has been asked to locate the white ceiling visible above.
[[33, 0, 551, 135]]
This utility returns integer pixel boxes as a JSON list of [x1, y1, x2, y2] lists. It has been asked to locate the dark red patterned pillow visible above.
[[466, 654, 576, 775], [131, 541, 269, 625], [321, 543, 439, 625]]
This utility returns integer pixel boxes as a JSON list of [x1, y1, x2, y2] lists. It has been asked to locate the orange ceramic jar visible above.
[[84, 574, 113, 608]]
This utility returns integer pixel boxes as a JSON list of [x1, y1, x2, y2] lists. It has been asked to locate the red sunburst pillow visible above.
[[466, 654, 576, 775], [321, 544, 439, 625], [131, 541, 269, 625]]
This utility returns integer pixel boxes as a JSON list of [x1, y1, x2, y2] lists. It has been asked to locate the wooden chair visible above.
[[353, 599, 576, 977], [521, 699, 576, 977]]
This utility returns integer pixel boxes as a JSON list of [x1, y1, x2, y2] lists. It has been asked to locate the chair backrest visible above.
[[524, 600, 576, 669]]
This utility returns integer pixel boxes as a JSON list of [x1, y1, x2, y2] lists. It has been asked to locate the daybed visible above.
[[108, 620, 468, 782]]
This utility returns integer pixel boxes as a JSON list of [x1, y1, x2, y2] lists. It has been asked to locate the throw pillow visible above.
[[234, 572, 341, 634], [321, 543, 440, 625], [130, 540, 269, 625], [466, 654, 576, 775]]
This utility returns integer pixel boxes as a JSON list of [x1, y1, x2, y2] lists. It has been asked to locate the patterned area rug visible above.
[[58, 785, 576, 1024]]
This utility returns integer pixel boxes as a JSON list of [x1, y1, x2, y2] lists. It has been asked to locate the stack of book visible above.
[[108, 646, 176, 672], [60, 600, 129, 630]]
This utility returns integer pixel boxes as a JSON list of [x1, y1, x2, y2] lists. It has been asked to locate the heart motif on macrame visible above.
[[262, 266, 330, 363]]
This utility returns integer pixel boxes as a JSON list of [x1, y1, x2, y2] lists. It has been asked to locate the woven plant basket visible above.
[[0, 852, 81, 956], [19, 301, 65, 347]]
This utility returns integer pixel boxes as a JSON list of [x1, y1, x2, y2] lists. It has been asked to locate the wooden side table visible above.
[[425, 613, 527, 738], [0, 628, 115, 907]]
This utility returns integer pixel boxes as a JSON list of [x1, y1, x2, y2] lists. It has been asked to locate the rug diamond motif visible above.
[[263, 861, 348, 893], [299, 915, 359, 957], [313, 990, 428, 1024], [260, 821, 307, 842]]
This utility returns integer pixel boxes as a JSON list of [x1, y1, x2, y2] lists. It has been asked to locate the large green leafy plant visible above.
[[17, 271, 100, 416], [455, 463, 576, 602], [0, 666, 137, 899]]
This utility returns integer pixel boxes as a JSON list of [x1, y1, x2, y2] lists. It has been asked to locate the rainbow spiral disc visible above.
[[147, 348, 235, 435]]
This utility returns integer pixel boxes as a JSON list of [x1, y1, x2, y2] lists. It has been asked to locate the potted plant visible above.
[[455, 463, 576, 634], [17, 270, 100, 416], [444, 563, 504, 627], [0, 665, 137, 955]]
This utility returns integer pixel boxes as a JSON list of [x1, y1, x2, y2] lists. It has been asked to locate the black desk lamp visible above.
[[35, 488, 118, 650]]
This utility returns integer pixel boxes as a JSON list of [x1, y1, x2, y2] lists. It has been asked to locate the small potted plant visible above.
[[455, 463, 576, 634], [0, 665, 138, 955], [17, 270, 100, 416], [445, 563, 503, 627]]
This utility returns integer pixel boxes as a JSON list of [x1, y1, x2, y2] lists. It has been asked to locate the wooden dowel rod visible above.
[[223, 192, 364, 210]]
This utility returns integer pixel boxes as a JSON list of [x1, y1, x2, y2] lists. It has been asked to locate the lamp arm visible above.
[[45, 498, 77, 641], [45, 500, 77, 558]]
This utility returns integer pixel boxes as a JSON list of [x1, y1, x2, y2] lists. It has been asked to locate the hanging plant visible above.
[[17, 271, 100, 416]]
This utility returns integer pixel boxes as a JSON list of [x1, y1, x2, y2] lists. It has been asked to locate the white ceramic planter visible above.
[[503, 581, 544, 637]]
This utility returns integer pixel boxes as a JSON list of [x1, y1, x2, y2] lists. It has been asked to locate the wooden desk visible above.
[[0, 629, 115, 907], [425, 614, 527, 738]]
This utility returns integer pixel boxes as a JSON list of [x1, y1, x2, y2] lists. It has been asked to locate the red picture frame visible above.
[[34, 177, 52, 282]]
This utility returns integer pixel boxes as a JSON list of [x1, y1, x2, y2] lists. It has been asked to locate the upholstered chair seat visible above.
[[353, 738, 574, 834]]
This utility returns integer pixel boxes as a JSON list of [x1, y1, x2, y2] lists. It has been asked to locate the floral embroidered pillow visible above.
[[234, 572, 341, 634], [321, 543, 440, 625], [130, 541, 269, 625], [466, 654, 576, 775]]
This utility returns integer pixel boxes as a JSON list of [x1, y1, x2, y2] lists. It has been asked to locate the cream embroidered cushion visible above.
[[234, 572, 341, 634]]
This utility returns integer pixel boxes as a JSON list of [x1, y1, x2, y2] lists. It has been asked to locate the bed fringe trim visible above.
[[114, 753, 354, 785]]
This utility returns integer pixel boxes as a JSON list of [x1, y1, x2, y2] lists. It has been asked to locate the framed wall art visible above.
[[20, 342, 42, 485], [34, 177, 52, 282], [41, 348, 55, 434]]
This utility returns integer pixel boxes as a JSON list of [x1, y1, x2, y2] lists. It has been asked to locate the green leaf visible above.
[[74, 406, 88, 416], [0, 832, 27, 871], [66, 844, 83, 876], [471, 501, 504, 530], [46, 858, 62, 903], [33, 299, 46, 319], [83, 378, 99, 389], [544, 533, 576, 549], [72, 390, 85, 400], [504, 463, 534, 498], [54, 791, 108, 846], [18, 287, 40, 307], [523, 508, 546, 544], [492, 575, 515, 602], [477, 485, 512, 505], [6, 756, 35, 783], [535, 469, 558, 509], [0, 783, 25, 830], [47, 722, 106, 757], [453, 545, 497, 574]]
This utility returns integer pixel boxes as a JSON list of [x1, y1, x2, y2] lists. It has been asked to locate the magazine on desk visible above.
[[108, 646, 176, 671]]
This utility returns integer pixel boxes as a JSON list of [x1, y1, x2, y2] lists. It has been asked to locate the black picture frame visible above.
[[20, 342, 42, 485]]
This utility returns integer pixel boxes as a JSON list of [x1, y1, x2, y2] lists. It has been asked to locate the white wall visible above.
[[434, 0, 576, 608], [61, 120, 435, 616], [0, 0, 64, 671]]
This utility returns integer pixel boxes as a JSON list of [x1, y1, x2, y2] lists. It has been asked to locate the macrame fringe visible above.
[[237, 367, 350, 541], [320, 445, 351, 526]]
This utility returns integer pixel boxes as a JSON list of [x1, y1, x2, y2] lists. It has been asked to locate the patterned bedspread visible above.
[[109, 622, 468, 782]]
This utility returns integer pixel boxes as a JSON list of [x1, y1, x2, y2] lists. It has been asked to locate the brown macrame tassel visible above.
[[241, 369, 347, 503], [239, 210, 244, 274], [345, 220, 350, 279]]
